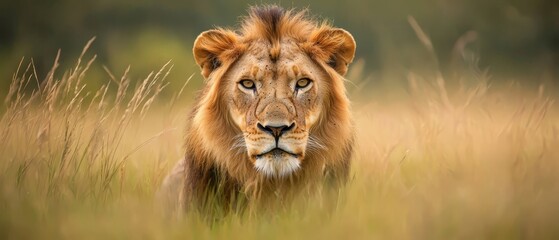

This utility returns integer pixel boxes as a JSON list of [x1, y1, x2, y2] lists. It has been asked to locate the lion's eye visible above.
[[296, 78, 311, 89], [239, 79, 255, 90]]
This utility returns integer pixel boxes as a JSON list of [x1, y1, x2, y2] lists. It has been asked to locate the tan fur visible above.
[[159, 5, 356, 213]]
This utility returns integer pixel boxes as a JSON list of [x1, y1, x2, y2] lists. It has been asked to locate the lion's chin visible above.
[[254, 149, 301, 178]]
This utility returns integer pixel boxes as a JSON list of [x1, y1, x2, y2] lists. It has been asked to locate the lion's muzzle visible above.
[[248, 120, 306, 178]]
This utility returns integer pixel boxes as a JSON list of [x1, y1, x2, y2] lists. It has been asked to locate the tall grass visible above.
[[1, 38, 559, 239]]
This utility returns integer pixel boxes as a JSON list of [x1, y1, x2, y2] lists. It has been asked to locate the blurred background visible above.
[[1, 0, 558, 98]]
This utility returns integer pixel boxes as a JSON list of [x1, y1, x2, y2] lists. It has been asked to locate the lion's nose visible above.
[[257, 123, 295, 138]]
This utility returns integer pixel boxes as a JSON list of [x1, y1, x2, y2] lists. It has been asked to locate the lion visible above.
[[158, 5, 356, 214]]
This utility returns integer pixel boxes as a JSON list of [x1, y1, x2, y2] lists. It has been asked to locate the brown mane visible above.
[[240, 6, 353, 70], [241, 6, 314, 59]]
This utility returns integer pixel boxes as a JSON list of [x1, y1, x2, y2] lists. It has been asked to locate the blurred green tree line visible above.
[[1, 0, 558, 97]]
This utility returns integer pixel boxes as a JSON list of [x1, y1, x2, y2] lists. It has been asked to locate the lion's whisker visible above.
[[229, 133, 248, 154]]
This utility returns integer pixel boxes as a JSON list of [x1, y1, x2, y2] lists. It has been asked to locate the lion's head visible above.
[[189, 6, 355, 180]]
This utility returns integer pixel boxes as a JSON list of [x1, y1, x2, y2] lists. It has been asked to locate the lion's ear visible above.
[[305, 28, 356, 76], [193, 29, 239, 78]]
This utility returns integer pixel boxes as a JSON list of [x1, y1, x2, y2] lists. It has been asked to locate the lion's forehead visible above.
[[239, 39, 309, 79]]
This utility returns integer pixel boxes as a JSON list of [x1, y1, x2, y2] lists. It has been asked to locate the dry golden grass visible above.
[[1, 39, 559, 239]]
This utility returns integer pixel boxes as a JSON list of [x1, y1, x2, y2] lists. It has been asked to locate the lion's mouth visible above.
[[255, 148, 299, 159], [253, 148, 301, 177]]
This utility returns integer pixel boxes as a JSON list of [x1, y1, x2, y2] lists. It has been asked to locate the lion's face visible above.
[[191, 7, 356, 179], [225, 39, 327, 177]]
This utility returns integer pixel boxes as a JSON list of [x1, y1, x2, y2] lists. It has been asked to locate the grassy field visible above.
[[1, 41, 559, 239]]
